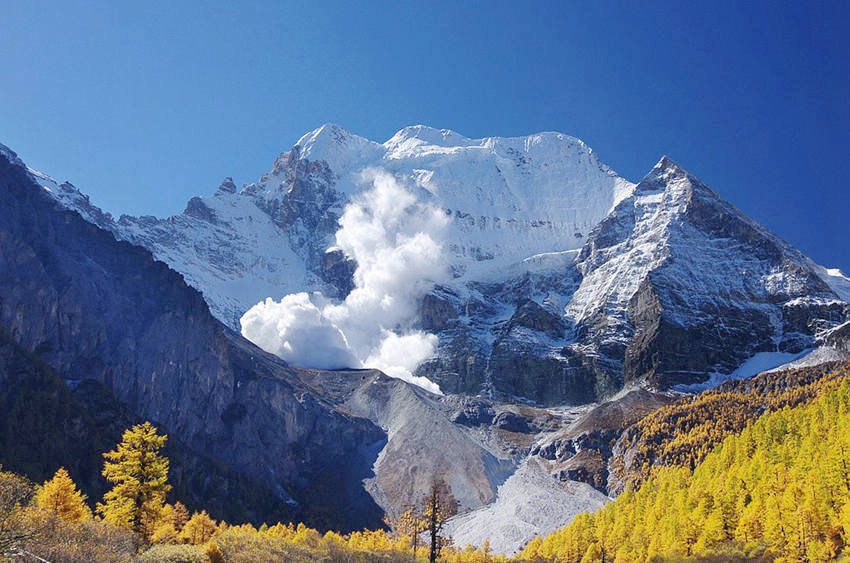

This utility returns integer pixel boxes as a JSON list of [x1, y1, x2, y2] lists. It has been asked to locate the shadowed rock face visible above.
[[530, 389, 676, 493], [0, 148, 384, 531], [569, 158, 848, 393], [826, 322, 850, 353], [0, 327, 319, 526]]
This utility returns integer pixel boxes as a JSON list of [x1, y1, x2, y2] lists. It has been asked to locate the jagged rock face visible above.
[[27, 127, 850, 404], [0, 147, 384, 531], [530, 389, 675, 494], [826, 322, 850, 353], [570, 158, 849, 390], [444, 395, 496, 427]]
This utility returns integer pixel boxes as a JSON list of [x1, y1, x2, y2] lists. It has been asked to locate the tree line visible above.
[[0, 422, 503, 562], [519, 373, 850, 561], [4, 363, 849, 561], [611, 361, 849, 492]]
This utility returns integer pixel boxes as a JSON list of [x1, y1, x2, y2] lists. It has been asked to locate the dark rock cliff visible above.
[[0, 327, 309, 525], [0, 147, 384, 531]]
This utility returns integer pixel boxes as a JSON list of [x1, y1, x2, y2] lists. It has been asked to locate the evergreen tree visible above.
[[97, 422, 171, 539], [34, 467, 92, 522]]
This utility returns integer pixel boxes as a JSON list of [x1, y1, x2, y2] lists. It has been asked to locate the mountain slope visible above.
[[0, 144, 384, 531], [608, 360, 850, 495], [27, 128, 850, 405], [0, 326, 305, 525], [521, 370, 850, 561], [569, 156, 848, 392]]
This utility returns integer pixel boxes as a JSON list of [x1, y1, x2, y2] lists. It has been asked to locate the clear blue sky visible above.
[[2, 1, 848, 271]]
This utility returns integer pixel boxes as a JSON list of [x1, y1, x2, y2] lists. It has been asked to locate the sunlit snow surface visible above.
[[674, 350, 812, 393], [28, 124, 635, 388], [766, 346, 849, 372], [818, 266, 850, 302]]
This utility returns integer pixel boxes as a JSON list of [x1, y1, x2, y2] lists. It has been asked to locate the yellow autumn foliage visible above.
[[519, 377, 850, 562], [34, 467, 92, 523]]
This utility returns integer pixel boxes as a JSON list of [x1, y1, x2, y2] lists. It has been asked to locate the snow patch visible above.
[[765, 347, 849, 372], [674, 350, 812, 392], [817, 265, 850, 302]]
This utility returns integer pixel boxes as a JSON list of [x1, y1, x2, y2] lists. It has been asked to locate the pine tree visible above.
[[34, 467, 92, 522], [97, 421, 171, 538]]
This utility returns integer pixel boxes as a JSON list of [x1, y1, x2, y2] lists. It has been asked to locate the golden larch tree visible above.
[[385, 505, 428, 557], [180, 510, 218, 545], [35, 467, 92, 522], [423, 478, 458, 563], [172, 500, 190, 531], [97, 421, 171, 538]]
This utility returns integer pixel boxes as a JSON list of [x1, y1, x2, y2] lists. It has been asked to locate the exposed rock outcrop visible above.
[[0, 146, 384, 531], [530, 389, 675, 493]]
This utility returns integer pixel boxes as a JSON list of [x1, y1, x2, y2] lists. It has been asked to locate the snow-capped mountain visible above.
[[567, 157, 849, 390], [34, 124, 632, 327], [29, 125, 850, 404]]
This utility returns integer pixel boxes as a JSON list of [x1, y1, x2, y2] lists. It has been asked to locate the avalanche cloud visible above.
[[240, 169, 447, 394]]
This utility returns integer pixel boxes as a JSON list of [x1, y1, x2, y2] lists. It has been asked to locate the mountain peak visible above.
[[384, 125, 471, 149], [292, 123, 382, 170], [651, 155, 689, 178], [634, 155, 694, 196], [295, 122, 352, 147], [215, 177, 237, 195]]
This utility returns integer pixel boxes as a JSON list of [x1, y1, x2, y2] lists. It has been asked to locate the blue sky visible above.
[[2, 1, 848, 271]]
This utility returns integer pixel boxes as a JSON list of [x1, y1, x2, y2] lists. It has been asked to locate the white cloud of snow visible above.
[[240, 169, 448, 394], [364, 331, 441, 392], [239, 293, 358, 370]]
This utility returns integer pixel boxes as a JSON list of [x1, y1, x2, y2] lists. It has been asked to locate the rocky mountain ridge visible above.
[[26, 126, 850, 405]]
